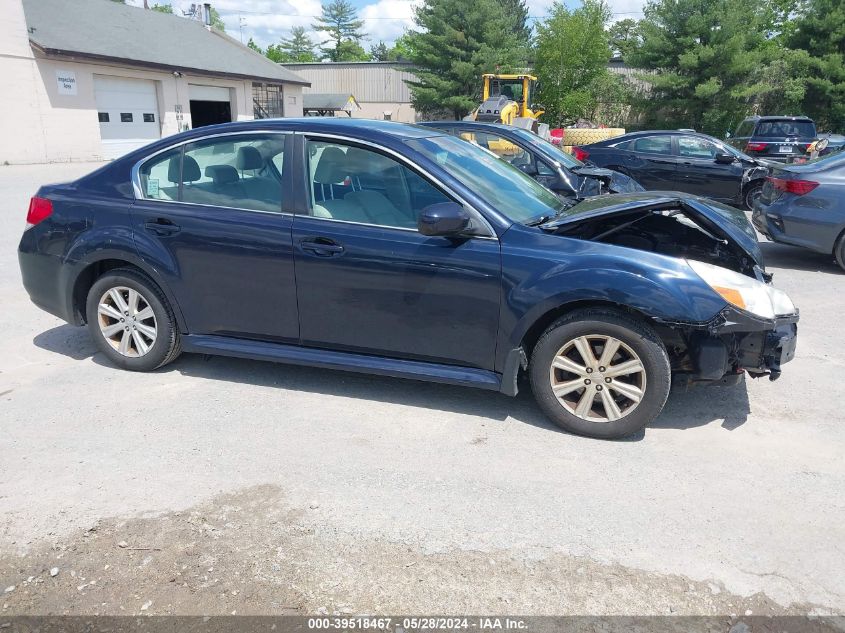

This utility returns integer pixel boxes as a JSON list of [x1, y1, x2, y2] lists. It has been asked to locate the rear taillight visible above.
[[26, 197, 53, 227], [746, 142, 767, 152], [767, 176, 819, 196], [573, 147, 589, 161]]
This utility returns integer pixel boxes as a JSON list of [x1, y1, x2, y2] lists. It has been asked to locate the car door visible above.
[[291, 135, 502, 370], [675, 135, 743, 202], [131, 132, 299, 342], [621, 135, 678, 189]]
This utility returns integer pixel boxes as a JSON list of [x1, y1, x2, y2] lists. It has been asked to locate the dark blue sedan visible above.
[[18, 119, 798, 438]]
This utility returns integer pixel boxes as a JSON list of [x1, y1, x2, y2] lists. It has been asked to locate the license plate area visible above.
[[777, 145, 793, 153]]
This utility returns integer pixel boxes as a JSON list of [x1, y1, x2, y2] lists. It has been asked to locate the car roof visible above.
[[587, 129, 723, 146], [742, 115, 815, 122], [194, 117, 442, 140]]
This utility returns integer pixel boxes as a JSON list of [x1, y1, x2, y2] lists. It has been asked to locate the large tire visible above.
[[835, 232, 845, 272], [529, 309, 671, 439], [86, 268, 181, 371], [743, 181, 764, 210]]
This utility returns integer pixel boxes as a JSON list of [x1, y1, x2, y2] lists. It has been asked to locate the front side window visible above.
[[632, 136, 672, 155], [138, 134, 286, 212], [473, 132, 533, 170], [678, 136, 719, 159], [305, 139, 452, 230]]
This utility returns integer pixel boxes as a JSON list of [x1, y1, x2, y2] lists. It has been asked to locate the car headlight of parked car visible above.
[[687, 260, 796, 320]]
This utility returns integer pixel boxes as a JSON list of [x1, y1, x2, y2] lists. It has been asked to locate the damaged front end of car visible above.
[[540, 193, 799, 389]]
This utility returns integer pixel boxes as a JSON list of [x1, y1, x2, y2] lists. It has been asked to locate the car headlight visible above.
[[687, 260, 796, 320]]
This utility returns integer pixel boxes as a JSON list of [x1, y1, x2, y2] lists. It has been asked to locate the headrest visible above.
[[169, 155, 201, 183], [313, 146, 349, 184], [204, 164, 240, 186], [236, 146, 263, 171]]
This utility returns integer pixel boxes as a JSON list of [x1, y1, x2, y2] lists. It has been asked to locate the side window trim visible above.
[[297, 133, 497, 239]]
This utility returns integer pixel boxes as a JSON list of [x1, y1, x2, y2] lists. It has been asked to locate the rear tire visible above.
[[86, 268, 181, 371], [529, 309, 671, 439], [835, 232, 845, 272]]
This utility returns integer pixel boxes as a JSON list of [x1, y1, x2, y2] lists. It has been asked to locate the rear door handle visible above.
[[300, 238, 344, 257], [144, 218, 181, 236]]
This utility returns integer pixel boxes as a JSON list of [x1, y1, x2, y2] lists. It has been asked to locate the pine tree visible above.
[[370, 41, 390, 61], [266, 27, 319, 63], [313, 0, 367, 61], [788, 0, 845, 130], [500, 0, 531, 48], [405, 0, 527, 118]]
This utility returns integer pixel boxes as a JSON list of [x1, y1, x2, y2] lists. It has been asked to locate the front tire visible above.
[[529, 309, 671, 439], [86, 268, 181, 371], [744, 182, 763, 210]]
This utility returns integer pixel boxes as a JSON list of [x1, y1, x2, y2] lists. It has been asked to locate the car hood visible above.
[[543, 192, 764, 268], [571, 165, 645, 194]]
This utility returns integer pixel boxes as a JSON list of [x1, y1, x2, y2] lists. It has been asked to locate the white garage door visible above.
[[94, 75, 160, 159]]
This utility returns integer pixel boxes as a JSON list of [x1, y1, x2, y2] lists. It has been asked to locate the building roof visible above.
[[22, 0, 309, 86], [303, 94, 361, 112]]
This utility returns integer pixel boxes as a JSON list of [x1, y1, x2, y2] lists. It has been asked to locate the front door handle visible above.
[[300, 238, 344, 257], [144, 218, 181, 236]]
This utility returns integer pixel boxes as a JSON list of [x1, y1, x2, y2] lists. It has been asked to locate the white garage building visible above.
[[0, 0, 309, 163]]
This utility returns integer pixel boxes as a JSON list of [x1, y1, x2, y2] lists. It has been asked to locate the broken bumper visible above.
[[672, 308, 798, 388]]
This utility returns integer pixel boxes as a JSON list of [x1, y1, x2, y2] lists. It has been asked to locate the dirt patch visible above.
[[0, 486, 828, 615]]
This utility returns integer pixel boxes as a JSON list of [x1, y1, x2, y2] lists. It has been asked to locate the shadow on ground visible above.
[[760, 241, 841, 274], [34, 324, 751, 438]]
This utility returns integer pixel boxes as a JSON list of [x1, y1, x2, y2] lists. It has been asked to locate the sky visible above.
[[130, 0, 645, 50]]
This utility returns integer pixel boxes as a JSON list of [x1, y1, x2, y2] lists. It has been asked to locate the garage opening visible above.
[[94, 75, 161, 159], [188, 85, 232, 128], [189, 100, 231, 128]]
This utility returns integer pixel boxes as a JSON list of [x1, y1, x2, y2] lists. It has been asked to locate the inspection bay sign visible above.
[[56, 70, 77, 95]]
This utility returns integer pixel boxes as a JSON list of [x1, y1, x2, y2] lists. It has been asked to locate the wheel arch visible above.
[[67, 255, 185, 332]]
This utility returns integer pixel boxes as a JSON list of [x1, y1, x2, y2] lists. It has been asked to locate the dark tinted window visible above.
[[632, 136, 671, 154], [98, 112, 109, 123], [735, 120, 755, 137], [143, 113, 155, 123], [755, 120, 816, 138], [120, 113, 133, 123]]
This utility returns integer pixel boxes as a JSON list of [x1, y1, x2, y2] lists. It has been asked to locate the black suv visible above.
[[727, 116, 817, 163]]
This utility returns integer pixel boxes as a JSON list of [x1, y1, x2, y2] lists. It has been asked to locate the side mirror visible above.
[[418, 202, 471, 237], [517, 162, 539, 176], [714, 152, 735, 164]]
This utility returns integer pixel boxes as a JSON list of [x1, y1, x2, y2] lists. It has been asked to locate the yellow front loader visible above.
[[467, 74, 548, 138]]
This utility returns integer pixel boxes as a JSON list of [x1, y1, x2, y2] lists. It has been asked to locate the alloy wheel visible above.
[[96, 286, 157, 357], [548, 334, 646, 423]]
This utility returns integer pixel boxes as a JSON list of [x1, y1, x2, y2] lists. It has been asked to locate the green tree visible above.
[[370, 41, 390, 61], [628, 0, 781, 135], [788, 0, 845, 131], [500, 0, 532, 48], [608, 18, 640, 58], [404, 0, 527, 118], [388, 33, 415, 61], [209, 7, 226, 31], [150, 3, 174, 14], [247, 37, 264, 55], [534, 0, 615, 125], [265, 27, 319, 63], [314, 0, 367, 61]]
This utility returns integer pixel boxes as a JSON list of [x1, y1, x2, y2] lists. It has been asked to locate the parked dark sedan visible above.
[[418, 120, 643, 199], [727, 115, 817, 163], [574, 130, 770, 209], [753, 151, 845, 270], [19, 119, 797, 439]]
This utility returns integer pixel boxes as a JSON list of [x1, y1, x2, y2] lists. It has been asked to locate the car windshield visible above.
[[504, 127, 585, 168], [756, 120, 816, 138], [406, 135, 568, 224]]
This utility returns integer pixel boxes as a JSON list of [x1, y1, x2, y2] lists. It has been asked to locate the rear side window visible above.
[[137, 134, 288, 213], [735, 120, 755, 138], [632, 136, 671, 155], [138, 148, 180, 200]]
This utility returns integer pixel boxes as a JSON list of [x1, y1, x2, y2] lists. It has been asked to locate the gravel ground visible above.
[[0, 162, 843, 616]]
